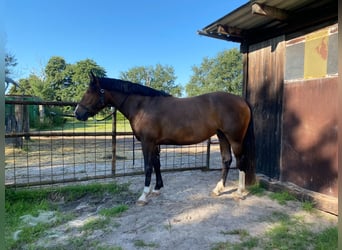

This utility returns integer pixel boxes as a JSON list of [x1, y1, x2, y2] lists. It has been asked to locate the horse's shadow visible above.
[[219, 187, 238, 196], [216, 187, 250, 200]]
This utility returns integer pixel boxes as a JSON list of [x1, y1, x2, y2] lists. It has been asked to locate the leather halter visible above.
[[78, 87, 106, 114]]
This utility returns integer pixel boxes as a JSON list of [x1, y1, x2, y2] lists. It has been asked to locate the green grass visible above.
[[269, 190, 296, 205], [46, 112, 132, 133], [212, 212, 337, 250], [81, 217, 110, 231], [220, 229, 249, 238], [212, 189, 337, 250], [99, 205, 129, 217], [50, 119, 132, 133], [134, 239, 159, 248], [313, 226, 338, 250], [247, 183, 266, 196], [5, 182, 132, 250], [302, 200, 315, 212]]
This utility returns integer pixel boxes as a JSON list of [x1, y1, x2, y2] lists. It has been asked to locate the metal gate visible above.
[[5, 98, 212, 187]]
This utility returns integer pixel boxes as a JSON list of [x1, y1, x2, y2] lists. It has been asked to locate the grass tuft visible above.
[[247, 183, 266, 196], [269, 191, 296, 205], [134, 239, 159, 248], [5, 181, 132, 250], [301, 200, 315, 212], [99, 205, 129, 217]]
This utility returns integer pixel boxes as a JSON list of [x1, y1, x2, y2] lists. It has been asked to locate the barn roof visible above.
[[198, 0, 337, 45]]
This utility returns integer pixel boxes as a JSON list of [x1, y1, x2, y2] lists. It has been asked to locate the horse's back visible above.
[[197, 92, 250, 117], [152, 91, 249, 121]]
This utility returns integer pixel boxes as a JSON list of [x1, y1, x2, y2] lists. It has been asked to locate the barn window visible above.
[[285, 24, 338, 82]]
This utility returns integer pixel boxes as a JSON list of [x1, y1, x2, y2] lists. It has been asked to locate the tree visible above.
[[5, 52, 19, 92], [45, 56, 67, 91], [43, 57, 106, 102], [9, 56, 107, 102], [8, 73, 54, 101], [185, 48, 242, 96], [68, 59, 107, 101], [120, 64, 182, 97], [51, 59, 106, 102], [5, 52, 18, 75]]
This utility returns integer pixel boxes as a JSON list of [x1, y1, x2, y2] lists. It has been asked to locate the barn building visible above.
[[199, 0, 338, 213]]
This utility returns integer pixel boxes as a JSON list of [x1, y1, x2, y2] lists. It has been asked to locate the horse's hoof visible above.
[[210, 191, 220, 197], [233, 191, 247, 201], [136, 199, 148, 206], [150, 189, 161, 197]]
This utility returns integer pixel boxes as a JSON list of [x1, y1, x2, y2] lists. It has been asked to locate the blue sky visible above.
[[5, 1, 246, 86]]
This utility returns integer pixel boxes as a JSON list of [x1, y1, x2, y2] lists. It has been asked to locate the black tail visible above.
[[241, 104, 256, 185]]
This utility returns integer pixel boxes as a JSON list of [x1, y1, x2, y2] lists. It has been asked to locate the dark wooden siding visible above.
[[281, 24, 338, 197], [281, 78, 338, 197], [244, 35, 285, 178]]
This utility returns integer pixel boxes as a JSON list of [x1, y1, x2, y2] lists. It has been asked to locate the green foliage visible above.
[[9, 56, 106, 103], [46, 57, 107, 102], [5, 52, 18, 76], [9, 75, 54, 101], [186, 48, 242, 96], [45, 56, 67, 90], [120, 63, 182, 96], [33, 106, 66, 129]]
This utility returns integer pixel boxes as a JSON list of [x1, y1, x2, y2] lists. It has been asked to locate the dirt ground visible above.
[[29, 169, 337, 250]]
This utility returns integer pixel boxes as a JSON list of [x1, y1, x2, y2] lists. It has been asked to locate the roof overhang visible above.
[[199, 0, 337, 46]]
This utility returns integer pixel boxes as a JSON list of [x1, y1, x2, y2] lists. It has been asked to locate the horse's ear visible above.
[[88, 72, 98, 91], [89, 71, 96, 83]]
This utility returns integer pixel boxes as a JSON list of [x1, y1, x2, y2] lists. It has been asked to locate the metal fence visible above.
[[5, 98, 219, 188]]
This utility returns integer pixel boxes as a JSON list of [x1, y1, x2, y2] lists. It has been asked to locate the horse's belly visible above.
[[158, 125, 216, 145]]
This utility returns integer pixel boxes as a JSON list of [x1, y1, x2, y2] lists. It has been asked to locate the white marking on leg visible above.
[[237, 170, 245, 195], [137, 186, 151, 205], [151, 189, 161, 196], [212, 179, 224, 196]]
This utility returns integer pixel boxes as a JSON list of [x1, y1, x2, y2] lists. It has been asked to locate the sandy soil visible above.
[[30, 169, 337, 250]]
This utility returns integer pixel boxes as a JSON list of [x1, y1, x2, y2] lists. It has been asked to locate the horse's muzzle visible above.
[[75, 112, 89, 121], [74, 105, 90, 121]]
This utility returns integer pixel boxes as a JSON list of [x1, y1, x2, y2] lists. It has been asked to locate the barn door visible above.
[[243, 35, 285, 179]]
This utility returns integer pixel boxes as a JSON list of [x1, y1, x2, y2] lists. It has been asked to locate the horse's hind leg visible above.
[[212, 130, 232, 196], [230, 142, 246, 195], [151, 145, 163, 195]]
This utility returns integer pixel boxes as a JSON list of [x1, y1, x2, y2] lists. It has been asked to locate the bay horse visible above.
[[74, 73, 255, 205]]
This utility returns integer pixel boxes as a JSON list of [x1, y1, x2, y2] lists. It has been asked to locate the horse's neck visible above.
[[108, 91, 141, 120]]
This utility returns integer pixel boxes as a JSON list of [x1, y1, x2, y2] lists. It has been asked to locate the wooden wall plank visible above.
[[244, 35, 285, 178]]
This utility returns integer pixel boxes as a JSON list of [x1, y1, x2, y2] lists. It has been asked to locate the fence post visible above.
[[111, 108, 117, 176], [14, 103, 24, 148]]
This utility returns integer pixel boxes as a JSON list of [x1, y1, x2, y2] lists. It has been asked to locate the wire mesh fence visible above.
[[5, 98, 216, 188]]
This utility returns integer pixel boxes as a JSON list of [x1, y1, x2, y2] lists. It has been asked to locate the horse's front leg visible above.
[[137, 142, 154, 205]]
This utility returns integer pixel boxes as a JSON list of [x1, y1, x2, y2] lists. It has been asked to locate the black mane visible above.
[[98, 77, 172, 97]]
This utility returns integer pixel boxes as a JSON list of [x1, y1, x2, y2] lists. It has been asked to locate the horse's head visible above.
[[74, 72, 108, 121]]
